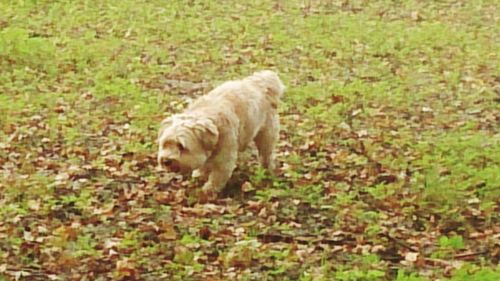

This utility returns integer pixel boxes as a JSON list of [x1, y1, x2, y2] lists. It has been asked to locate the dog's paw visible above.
[[199, 183, 218, 202], [199, 189, 217, 203]]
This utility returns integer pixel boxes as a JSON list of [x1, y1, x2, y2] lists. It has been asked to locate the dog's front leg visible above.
[[201, 149, 237, 200], [201, 166, 234, 196]]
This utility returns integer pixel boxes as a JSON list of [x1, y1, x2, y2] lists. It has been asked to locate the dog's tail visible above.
[[248, 70, 285, 101]]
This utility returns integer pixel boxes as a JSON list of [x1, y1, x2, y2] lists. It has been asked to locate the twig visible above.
[[424, 258, 457, 267], [453, 251, 488, 259], [382, 234, 419, 252]]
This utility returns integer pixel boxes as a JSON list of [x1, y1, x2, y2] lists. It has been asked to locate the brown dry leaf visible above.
[[405, 252, 419, 262], [116, 258, 138, 280], [27, 199, 41, 211], [154, 191, 173, 204], [241, 181, 254, 192], [159, 223, 178, 241], [225, 247, 253, 268], [56, 250, 79, 268], [53, 225, 79, 243]]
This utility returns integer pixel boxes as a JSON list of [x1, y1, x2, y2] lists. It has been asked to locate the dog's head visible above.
[[157, 115, 219, 173]]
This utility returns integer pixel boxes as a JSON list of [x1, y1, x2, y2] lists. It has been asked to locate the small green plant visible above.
[[448, 264, 500, 281], [439, 235, 465, 250], [395, 270, 428, 281], [0, 27, 56, 73], [335, 268, 385, 281]]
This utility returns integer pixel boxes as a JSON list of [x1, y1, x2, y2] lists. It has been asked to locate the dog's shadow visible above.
[[188, 151, 275, 203], [184, 169, 250, 205], [220, 168, 250, 199], [221, 149, 265, 200]]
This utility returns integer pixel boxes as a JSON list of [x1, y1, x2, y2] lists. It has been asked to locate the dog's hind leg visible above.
[[255, 115, 279, 171]]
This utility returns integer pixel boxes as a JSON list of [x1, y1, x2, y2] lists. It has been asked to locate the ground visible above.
[[0, 0, 498, 280]]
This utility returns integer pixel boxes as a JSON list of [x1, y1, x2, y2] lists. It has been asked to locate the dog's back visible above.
[[245, 70, 285, 102], [190, 70, 284, 111], [187, 70, 284, 150]]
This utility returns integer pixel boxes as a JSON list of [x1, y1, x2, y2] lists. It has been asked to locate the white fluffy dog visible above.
[[158, 70, 285, 198]]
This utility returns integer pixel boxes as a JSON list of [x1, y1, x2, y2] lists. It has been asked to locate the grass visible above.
[[0, 0, 499, 280]]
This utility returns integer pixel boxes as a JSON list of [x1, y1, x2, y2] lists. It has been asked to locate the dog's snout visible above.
[[159, 158, 181, 173], [163, 159, 173, 166]]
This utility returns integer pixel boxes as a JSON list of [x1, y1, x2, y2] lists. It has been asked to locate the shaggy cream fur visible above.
[[158, 70, 285, 198]]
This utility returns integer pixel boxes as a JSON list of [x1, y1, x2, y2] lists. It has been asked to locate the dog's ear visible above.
[[193, 118, 219, 151], [158, 117, 173, 141], [176, 136, 188, 152]]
